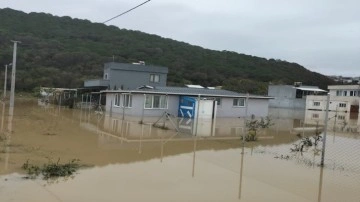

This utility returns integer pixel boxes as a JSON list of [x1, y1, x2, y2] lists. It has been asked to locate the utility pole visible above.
[[9, 41, 20, 114]]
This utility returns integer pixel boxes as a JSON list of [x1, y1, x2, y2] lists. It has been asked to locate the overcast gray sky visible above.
[[1, 0, 359, 76]]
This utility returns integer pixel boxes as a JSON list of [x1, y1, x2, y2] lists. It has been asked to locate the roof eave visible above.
[[101, 90, 272, 99]]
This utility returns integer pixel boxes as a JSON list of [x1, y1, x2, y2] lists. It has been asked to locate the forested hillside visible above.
[[0, 8, 335, 94]]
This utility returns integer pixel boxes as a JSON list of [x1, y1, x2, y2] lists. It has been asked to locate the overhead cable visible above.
[[103, 0, 151, 24]]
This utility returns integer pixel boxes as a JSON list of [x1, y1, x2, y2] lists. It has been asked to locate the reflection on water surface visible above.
[[0, 101, 359, 202]]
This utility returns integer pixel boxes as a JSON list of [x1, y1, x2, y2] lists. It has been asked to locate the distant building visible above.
[[306, 85, 360, 113], [328, 75, 360, 84], [84, 62, 168, 90], [268, 83, 326, 109]]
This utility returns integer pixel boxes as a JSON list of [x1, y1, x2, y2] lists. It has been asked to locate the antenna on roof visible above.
[[132, 61, 145, 65], [294, 82, 302, 87]]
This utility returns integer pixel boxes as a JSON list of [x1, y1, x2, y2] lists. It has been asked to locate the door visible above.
[[178, 96, 196, 118]]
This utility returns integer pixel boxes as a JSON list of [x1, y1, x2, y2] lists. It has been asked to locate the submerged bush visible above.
[[291, 130, 322, 153], [22, 158, 80, 180]]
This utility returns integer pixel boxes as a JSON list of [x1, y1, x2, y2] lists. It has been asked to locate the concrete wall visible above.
[[268, 85, 296, 99], [248, 99, 270, 117], [104, 63, 168, 90], [108, 69, 167, 90], [269, 108, 305, 120], [268, 85, 306, 109]]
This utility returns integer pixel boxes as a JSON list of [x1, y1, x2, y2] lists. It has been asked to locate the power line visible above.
[[103, 0, 151, 24]]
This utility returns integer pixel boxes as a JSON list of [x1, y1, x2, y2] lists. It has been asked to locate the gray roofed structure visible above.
[[103, 86, 271, 99], [85, 62, 169, 90], [105, 62, 168, 74]]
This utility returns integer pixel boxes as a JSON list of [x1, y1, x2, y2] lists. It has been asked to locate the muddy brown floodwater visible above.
[[0, 99, 359, 202]]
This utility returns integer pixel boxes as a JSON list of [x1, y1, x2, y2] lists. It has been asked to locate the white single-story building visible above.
[[102, 86, 272, 118]]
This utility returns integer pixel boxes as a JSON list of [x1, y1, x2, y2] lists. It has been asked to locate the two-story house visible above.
[[84, 62, 168, 90]]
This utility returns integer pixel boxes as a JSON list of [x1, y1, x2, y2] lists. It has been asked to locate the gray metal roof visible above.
[[105, 62, 168, 74], [295, 87, 327, 92], [103, 86, 272, 99]]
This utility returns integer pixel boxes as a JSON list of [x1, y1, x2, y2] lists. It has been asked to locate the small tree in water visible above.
[[291, 122, 322, 153], [244, 116, 273, 141]]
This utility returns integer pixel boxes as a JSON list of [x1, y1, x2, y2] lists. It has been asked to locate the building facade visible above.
[[84, 62, 168, 90], [306, 85, 360, 113], [103, 86, 271, 118]]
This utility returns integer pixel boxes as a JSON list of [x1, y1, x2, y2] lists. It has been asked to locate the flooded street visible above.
[[0, 99, 360, 201]]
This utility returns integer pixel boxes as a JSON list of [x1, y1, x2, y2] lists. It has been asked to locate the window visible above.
[[336, 90, 342, 96], [233, 98, 245, 107], [343, 91, 347, 96], [350, 91, 357, 96], [295, 89, 303, 98], [313, 101, 320, 106], [104, 73, 108, 80], [339, 103, 347, 108], [150, 74, 160, 83], [123, 94, 132, 108], [144, 95, 167, 109], [337, 115, 345, 120], [114, 94, 121, 107], [312, 113, 319, 118]]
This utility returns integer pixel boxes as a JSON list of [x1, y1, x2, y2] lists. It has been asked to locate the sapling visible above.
[[244, 116, 273, 141]]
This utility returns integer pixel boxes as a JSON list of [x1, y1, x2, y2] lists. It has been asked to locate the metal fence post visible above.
[[320, 93, 330, 166]]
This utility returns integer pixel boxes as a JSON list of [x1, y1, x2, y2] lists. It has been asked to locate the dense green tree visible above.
[[0, 8, 335, 93], [223, 78, 268, 95]]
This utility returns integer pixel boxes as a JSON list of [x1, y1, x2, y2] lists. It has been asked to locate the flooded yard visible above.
[[0, 99, 359, 201]]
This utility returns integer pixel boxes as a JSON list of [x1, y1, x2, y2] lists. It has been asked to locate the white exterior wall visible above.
[[306, 95, 359, 112], [106, 93, 179, 117], [304, 110, 360, 132], [328, 85, 360, 97], [216, 98, 269, 118], [216, 98, 245, 117], [106, 93, 270, 118]]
